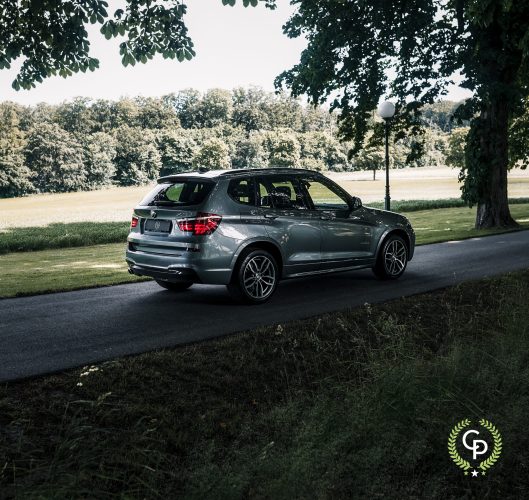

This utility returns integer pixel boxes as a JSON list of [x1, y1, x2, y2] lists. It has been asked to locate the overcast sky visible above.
[[0, 0, 472, 105]]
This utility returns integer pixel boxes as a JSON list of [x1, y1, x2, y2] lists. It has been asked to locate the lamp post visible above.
[[377, 101, 395, 211]]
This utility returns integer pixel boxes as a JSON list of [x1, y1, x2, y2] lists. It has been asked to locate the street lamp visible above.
[[377, 101, 395, 211]]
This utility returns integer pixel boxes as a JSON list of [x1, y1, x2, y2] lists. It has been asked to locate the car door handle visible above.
[[320, 213, 334, 220], [264, 213, 278, 220]]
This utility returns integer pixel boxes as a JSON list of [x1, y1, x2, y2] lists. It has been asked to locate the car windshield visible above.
[[140, 180, 215, 207]]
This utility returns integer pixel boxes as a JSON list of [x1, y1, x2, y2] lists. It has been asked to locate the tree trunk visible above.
[[373, 167, 376, 181], [474, 99, 518, 229]]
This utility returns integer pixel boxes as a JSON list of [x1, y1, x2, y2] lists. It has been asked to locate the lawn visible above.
[[1, 270, 528, 498], [406, 202, 529, 245], [0, 244, 147, 297], [1, 166, 528, 229], [0, 203, 527, 298]]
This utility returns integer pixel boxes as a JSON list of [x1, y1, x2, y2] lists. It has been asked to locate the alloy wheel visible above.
[[384, 239, 407, 276], [242, 255, 276, 300]]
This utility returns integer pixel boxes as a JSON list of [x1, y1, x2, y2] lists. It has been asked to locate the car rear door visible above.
[[258, 175, 322, 276]]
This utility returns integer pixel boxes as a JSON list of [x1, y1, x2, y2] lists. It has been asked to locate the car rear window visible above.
[[139, 180, 215, 207]]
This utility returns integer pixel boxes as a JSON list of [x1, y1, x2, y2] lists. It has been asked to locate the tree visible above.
[[0, 103, 33, 197], [110, 99, 140, 129], [192, 138, 231, 170], [276, 0, 529, 228], [353, 148, 384, 180], [232, 133, 269, 169], [165, 89, 202, 129], [135, 97, 180, 130], [231, 86, 272, 132], [299, 131, 348, 171], [266, 92, 303, 131], [82, 132, 117, 189], [0, 1, 275, 90], [55, 97, 96, 134], [509, 99, 529, 170], [157, 129, 198, 175], [422, 101, 465, 133], [112, 126, 161, 186], [195, 89, 233, 129], [263, 130, 301, 168], [446, 128, 469, 170], [24, 123, 86, 193]]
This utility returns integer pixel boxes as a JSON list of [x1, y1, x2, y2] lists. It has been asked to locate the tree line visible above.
[[0, 87, 463, 198]]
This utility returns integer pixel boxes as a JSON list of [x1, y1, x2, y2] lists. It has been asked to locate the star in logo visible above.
[[471, 469, 479, 477]]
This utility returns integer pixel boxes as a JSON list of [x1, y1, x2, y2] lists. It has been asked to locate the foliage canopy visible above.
[[275, 0, 529, 228]]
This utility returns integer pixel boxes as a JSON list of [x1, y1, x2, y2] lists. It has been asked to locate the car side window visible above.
[[258, 177, 308, 210], [228, 178, 256, 206], [303, 179, 350, 211]]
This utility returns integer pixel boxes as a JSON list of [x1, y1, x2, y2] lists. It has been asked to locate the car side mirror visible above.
[[351, 196, 362, 210]]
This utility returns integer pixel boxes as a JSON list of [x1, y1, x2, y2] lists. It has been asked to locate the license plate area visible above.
[[144, 219, 172, 233]]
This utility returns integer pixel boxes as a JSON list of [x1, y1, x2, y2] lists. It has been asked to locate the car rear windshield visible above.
[[139, 180, 215, 207]]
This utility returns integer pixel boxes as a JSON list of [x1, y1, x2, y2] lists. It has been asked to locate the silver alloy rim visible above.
[[243, 255, 276, 299], [384, 239, 407, 276]]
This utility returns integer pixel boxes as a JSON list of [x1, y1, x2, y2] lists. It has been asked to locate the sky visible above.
[[0, 0, 472, 105]]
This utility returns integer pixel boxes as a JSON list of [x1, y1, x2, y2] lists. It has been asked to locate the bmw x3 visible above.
[[126, 168, 415, 304]]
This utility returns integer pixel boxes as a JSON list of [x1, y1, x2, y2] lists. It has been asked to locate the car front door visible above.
[[301, 176, 373, 269], [258, 175, 322, 276]]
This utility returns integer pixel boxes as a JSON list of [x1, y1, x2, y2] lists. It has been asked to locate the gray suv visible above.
[[126, 168, 415, 303]]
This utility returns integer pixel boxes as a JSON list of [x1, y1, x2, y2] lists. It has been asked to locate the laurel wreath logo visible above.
[[478, 419, 502, 472], [448, 419, 472, 472], [448, 418, 502, 475]]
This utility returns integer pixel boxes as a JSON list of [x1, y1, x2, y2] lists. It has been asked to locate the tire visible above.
[[228, 249, 279, 304], [372, 234, 408, 280], [156, 280, 193, 292]]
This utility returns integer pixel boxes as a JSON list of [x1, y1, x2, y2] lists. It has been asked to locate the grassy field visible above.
[[2, 198, 529, 254], [1, 166, 527, 229], [0, 184, 149, 229], [333, 166, 529, 203], [1, 270, 528, 498], [0, 203, 528, 298], [0, 244, 147, 297], [407, 203, 529, 244]]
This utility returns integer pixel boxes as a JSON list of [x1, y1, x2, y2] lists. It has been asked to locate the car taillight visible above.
[[131, 216, 139, 228], [177, 212, 222, 235]]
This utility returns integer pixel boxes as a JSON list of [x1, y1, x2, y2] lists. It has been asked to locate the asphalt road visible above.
[[1, 231, 528, 382]]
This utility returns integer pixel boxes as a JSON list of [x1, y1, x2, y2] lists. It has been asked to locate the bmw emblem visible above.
[[150, 210, 157, 218]]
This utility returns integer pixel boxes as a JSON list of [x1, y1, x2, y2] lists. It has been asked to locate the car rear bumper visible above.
[[125, 247, 232, 285]]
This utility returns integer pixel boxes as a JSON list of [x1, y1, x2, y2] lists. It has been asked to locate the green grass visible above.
[[2, 199, 528, 254], [0, 244, 147, 297], [1, 271, 529, 498], [0, 203, 527, 298], [0, 222, 130, 254], [407, 203, 529, 245]]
